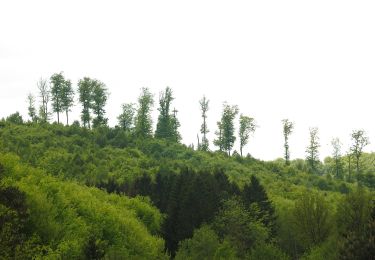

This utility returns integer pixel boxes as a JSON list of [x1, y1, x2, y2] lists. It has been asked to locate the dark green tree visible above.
[[306, 127, 320, 173], [50, 72, 65, 124], [117, 103, 136, 131], [239, 115, 256, 157], [91, 80, 108, 128], [282, 119, 294, 165], [242, 175, 276, 235], [214, 103, 239, 156], [135, 87, 154, 138], [78, 77, 93, 128], [61, 79, 74, 125], [199, 96, 209, 151]]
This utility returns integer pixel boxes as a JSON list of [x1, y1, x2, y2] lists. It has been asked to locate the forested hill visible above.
[[0, 120, 374, 259]]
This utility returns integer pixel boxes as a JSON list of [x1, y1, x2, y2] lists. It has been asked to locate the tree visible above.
[[306, 127, 320, 173], [170, 108, 181, 142], [117, 103, 136, 131], [238, 115, 256, 157], [61, 79, 74, 125], [350, 129, 370, 179], [292, 190, 331, 249], [242, 176, 276, 236], [282, 119, 294, 165], [336, 188, 374, 259], [37, 78, 50, 122], [215, 103, 239, 156], [199, 96, 209, 151], [213, 121, 223, 152], [91, 80, 108, 128], [27, 93, 37, 122], [135, 87, 154, 138], [50, 72, 65, 124], [78, 77, 93, 128], [331, 137, 343, 178], [155, 87, 180, 141]]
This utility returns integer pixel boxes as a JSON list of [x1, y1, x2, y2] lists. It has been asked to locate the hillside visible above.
[[0, 120, 374, 259]]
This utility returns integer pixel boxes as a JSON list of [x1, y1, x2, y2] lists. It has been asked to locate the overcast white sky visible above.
[[1, 0, 375, 160]]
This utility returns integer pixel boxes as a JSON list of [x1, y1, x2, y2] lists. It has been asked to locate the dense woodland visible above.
[[0, 72, 374, 259]]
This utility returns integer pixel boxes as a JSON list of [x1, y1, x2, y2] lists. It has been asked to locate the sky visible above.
[[1, 0, 375, 161]]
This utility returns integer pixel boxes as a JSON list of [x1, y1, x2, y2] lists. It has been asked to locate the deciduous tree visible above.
[[282, 119, 294, 165], [239, 115, 256, 157]]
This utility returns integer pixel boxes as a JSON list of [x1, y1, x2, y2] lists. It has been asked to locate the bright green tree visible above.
[[135, 87, 154, 138], [292, 190, 330, 249], [239, 115, 256, 157]]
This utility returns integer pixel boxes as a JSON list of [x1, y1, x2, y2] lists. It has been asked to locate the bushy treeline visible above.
[[0, 118, 374, 259]]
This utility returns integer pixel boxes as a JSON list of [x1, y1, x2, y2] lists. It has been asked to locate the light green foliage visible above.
[[214, 103, 239, 156], [249, 243, 290, 260], [239, 114, 256, 157], [0, 152, 166, 259], [135, 87, 154, 138], [292, 190, 331, 249], [175, 225, 237, 260], [117, 103, 136, 131]]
